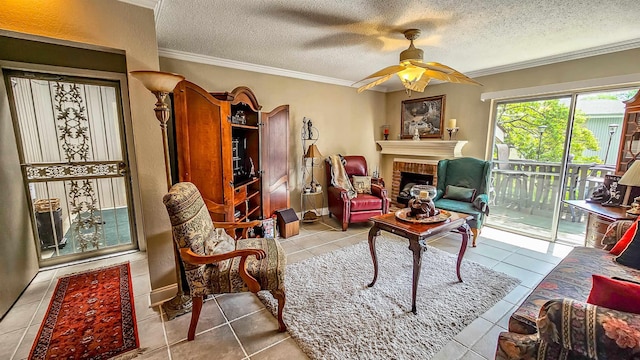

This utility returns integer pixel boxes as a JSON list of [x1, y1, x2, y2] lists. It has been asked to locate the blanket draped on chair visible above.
[[327, 154, 357, 199]]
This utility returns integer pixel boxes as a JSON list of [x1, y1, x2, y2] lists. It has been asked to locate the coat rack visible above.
[[301, 117, 323, 222]]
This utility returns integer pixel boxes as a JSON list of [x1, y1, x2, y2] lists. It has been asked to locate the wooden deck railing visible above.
[[491, 161, 614, 220]]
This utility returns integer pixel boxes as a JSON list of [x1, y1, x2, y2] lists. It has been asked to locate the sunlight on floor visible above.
[[483, 226, 574, 258]]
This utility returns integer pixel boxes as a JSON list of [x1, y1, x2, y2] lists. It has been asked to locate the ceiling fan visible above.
[[353, 29, 481, 94]]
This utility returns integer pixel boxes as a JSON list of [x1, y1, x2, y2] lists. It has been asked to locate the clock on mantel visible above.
[[375, 140, 467, 158]]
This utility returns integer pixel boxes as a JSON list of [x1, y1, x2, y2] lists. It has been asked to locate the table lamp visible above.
[[130, 70, 191, 319], [619, 161, 640, 211], [304, 144, 323, 189]]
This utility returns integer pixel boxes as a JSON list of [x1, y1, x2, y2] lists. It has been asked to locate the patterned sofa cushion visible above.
[[509, 246, 640, 334]]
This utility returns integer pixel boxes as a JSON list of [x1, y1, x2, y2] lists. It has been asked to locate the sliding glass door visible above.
[[489, 96, 572, 240], [488, 88, 638, 244], [556, 89, 638, 244]]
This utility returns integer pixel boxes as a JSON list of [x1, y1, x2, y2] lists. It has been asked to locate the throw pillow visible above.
[[204, 228, 236, 256], [587, 274, 640, 314], [609, 218, 639, 255], [615, 222, 640, 269], [612, 276, 640, 285], [443, 185, 476, 202], [352, 175, 372, 194]]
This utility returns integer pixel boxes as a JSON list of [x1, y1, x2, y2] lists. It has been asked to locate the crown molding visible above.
[[118, 0, 158, 9], [157, 48, 388, 92], [157, 37, 640, 94], [467, 38, 640, 79]]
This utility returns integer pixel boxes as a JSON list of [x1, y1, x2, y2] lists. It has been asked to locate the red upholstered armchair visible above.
[[325, 155, 390, 231]]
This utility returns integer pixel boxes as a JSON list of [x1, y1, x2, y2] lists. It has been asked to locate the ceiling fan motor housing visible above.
[[400, 29, 424, 63]]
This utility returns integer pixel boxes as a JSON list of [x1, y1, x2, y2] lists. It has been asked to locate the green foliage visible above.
[[581, 90, 638, 102], [496, 99, 599, 163]]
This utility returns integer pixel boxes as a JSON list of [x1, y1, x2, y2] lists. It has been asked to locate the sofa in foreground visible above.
[[495, 220, 640, 360]]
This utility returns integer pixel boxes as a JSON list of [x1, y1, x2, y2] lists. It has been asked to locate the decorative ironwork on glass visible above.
[[54, 82, 102, 252], [67, 179, 103, 252], [54, 82, 93, 161], [25, 162, 121, 181]]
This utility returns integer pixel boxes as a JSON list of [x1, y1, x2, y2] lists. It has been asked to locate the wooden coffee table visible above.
[[367, 210, 473, 314]]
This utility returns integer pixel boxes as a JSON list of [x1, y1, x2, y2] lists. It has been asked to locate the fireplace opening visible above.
[[397, 171, 434, 205]]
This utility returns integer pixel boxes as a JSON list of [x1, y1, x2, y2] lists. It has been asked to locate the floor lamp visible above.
[[130, 70, 192, 320]]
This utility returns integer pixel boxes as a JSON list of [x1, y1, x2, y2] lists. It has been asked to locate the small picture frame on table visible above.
[[262, 218, 276, 239], [602, 175, 625, 207]]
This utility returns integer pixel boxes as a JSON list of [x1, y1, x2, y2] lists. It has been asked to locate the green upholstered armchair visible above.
[[434, 157, 491, 247]]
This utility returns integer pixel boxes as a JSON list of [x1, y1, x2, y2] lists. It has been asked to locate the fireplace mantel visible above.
[[376, 140, 468, 158]]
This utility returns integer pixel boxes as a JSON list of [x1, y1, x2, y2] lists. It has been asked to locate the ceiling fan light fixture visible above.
[[353, 28, 481, 94], [397, 66, 424, 87]]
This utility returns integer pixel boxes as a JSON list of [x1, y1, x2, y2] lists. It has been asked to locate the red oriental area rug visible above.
[[29, 263, 140, 360]]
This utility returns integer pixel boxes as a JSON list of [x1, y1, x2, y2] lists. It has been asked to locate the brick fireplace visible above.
[[376, 140, 468, 208], [392, 159, 439, 208]]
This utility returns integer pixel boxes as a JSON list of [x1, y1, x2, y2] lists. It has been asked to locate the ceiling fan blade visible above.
[[356, 74, 394, 93], [304, 33, 384, 49], [354, 65, 406, 83], [408, 61, 482, 86], [422, 69, 482, 85], [265, 8, 360, 27], [422, 62, 481, 85], [427, 62, 463, 72], [408, 60, 454, 73]]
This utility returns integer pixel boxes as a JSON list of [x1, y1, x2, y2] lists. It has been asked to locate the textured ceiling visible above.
[[154, 0, 640, 91]]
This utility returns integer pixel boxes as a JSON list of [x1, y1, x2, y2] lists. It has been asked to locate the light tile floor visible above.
[[1, 217, 573, 360]]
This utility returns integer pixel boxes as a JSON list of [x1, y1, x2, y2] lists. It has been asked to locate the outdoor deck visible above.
[[487, 160, 615, 245]]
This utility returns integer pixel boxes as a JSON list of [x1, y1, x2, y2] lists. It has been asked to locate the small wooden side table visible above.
[[301, 190, 324, 223], [371, 177, 385, 187], [564, 200, 638, 248], [367, 210, 472, 314]]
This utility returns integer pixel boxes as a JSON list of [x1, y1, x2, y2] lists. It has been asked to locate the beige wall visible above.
[[0, 72, 39, 317], [382, 48, 640, 186], [160, 57, 387, 211], [0, 1, 178, 293]]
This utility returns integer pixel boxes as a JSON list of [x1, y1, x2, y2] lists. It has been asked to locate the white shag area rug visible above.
[[259, 236, 520, 360]]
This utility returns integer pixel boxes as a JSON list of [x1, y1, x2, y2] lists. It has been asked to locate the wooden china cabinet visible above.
[[172, 81, 289, 223], [616, 90, 640, 173]]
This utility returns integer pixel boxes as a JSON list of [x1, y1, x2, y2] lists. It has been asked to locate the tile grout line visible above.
[[214, 297, 249, 359], [10, 268, 59, 360], [284, 230, 369, 255], [244, 335, 293, 359], [158, 304, 173, 360], [165, 300, 270, 346]]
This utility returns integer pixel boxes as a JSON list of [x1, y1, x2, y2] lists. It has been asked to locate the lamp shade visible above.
[[619, 161, 640, 187], [397, 66, 425, 89], [130, 70, 184, 93], [304, 144, 322, 158]]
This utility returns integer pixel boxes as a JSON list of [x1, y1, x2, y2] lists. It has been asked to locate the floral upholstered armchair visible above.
[[496, 298, 640, 360], [163, 182, 287, 341]]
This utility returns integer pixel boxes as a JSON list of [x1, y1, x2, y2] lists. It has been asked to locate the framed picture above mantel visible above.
[[401, 95, 446, 139]]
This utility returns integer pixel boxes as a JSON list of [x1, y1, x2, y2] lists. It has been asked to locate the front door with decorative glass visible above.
[[4, 70, 137, 266]]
